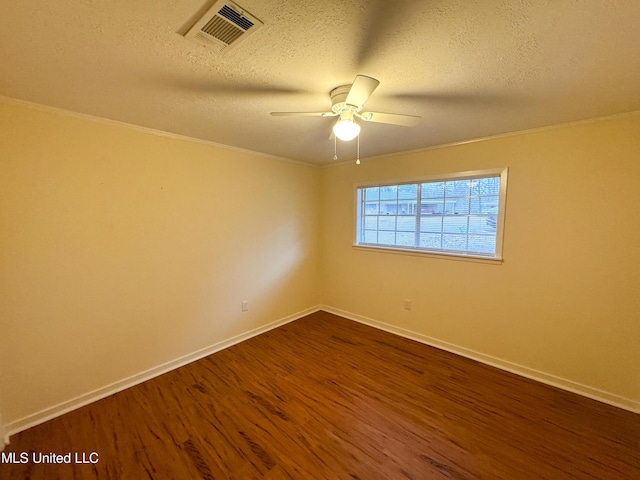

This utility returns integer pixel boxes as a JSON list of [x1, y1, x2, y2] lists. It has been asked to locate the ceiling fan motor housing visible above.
[[330, 85, 359, 114]]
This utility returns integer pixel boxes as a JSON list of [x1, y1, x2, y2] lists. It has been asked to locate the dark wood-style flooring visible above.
[[1, 311, 639, 479]]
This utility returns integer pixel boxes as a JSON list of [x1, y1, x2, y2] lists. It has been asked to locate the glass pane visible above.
[[445, 180, 470, 197], [472, 177, 500, 196], [468, 216, 493, 234], [443, 216, 468, 234], [468, 180, 481, 196], [420, 216, 442, 233], [378, 216, 396, 231], [447, 198, 469, 215], [486, 215, 497, 230], [470, 197, 481, 214], [397, 216, 415, 232], [470, 196, 500, 214], [364, 187, 379, 201], [419, 233, 442, 249], [379, 201, 397, 215], [396, 232, 415, 247], [421, 200, 443, 215], [364, 216, 378, 229], [364, 202, 379, 215], [398, 184, 417, 200], [380, 185, 397, 200], [378, 231, 395, 245], [397, 201, 415, 215], [468, 234, 496, 253], [479, 196, 499, 213], [421, 182, 444, 198], [443, 234, 467, 251], [363, 230, 377, 243]]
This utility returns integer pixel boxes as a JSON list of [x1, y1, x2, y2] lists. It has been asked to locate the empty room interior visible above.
[[1, 1, 639, 478]]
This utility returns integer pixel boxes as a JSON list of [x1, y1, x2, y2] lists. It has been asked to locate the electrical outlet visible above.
[[403, 299, 412, 310], [242, 300, 249, 312]]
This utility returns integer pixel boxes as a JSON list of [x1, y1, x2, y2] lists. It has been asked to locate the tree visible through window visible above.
[[356, 169, 507, 258]]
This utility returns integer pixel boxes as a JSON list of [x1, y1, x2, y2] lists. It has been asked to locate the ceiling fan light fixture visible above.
[[333, 111, 361, 141]]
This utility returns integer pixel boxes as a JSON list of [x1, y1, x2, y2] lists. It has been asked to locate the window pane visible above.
[[378, 231, 395, 245], [364, 216, 378, 229], [470, 197, 481, 214], [468, 234, 496, 253], [443, 234, 467, 250], [380, 201, 397, 215], [398, 184, 417, 200], [421, 200, 443, 214], [443, 216, 468, 234], [419, 233, 442, 249], [479, 196, 499, 213], [468, 180, 481, 196], [420, 216, 442, 233], [396, 232, 415, 246], [472, 177, 500, 196], [380, 185, 397, 200], [363, 230, 378, 243], [397, 202, 415, 215], [447, 198, 469, 215], [421, 182, 444, 198], [445, 180, 470, 197], [378, 216, 396, 231], [397, 216, 415, 232], [364, 187, 380, 201], [468, 216, 492, 234], [364, 202, 379, 214]]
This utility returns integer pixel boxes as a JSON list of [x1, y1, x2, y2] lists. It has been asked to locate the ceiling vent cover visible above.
[[184, 0, 264, 54]]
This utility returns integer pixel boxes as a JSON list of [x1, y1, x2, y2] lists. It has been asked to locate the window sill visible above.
[[352, 244, 503, 265]]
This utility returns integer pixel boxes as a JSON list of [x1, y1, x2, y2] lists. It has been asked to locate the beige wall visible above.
[[0, 101, 321, 425], [320, 112, 640, 405]]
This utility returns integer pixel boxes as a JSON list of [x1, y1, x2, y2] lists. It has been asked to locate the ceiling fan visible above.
[[270, 75, 421, 142]]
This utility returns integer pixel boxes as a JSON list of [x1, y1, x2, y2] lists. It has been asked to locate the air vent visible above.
[[183, 0, 264, 54]]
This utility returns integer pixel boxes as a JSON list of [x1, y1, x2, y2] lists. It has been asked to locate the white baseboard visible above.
[[5, 305, 322, 440], [321, 305, 640, 414], [5, 303, 636, 444]]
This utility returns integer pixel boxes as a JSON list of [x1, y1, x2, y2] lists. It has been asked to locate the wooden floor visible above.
[[1, 311, 639, 479]]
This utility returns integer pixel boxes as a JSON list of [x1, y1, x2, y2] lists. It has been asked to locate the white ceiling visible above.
[[2, 0, 640, 164]]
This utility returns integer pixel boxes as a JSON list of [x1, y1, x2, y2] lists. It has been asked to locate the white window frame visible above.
[[354, 168, 508, 263]]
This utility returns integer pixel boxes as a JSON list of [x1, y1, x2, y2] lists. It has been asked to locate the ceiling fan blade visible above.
[[345, 75, 380, 109], [357, 111, 421, 127], [270, 111, 336, 117]]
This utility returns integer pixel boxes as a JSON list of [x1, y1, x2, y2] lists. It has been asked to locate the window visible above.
[[355, 168, 507, 260]]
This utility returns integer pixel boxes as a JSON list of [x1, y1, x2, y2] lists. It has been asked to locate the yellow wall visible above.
[[0, 101, 321, 425], [320, 112, 640, 405], [1, 99, 639, 430]]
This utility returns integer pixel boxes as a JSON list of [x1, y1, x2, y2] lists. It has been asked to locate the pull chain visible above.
[[332, 132, 361, 164]]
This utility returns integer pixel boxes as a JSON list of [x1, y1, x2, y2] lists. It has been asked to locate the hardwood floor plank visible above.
[[1, 311, 638, 479]]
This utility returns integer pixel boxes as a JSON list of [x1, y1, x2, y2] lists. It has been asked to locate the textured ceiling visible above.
[[1, 0, 640, 164]]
